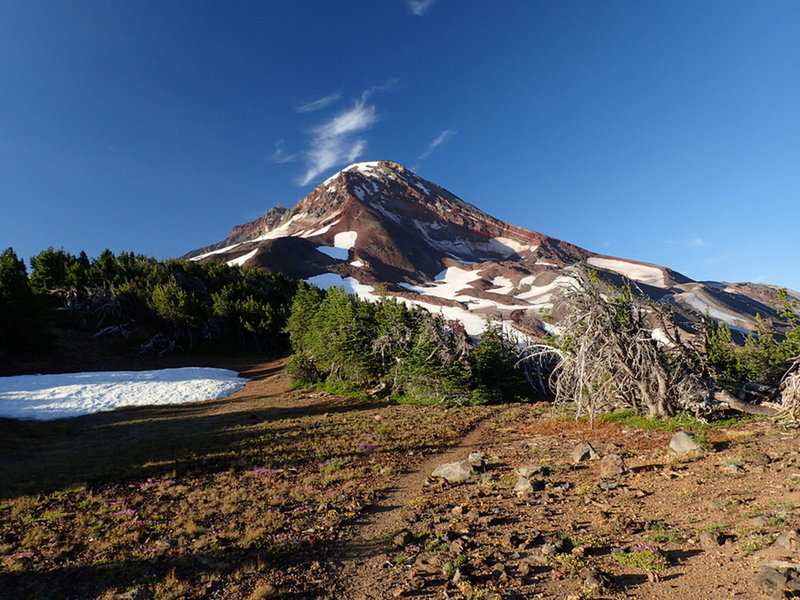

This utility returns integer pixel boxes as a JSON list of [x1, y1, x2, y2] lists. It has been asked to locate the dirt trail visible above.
[[326, 411, 504, 599]]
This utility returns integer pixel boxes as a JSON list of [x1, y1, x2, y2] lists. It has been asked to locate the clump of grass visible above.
[[596, 409, 754, 432], [614, 547, 670, 570], [443, 553, 468, 576], [646, 520, 682, 543], [548, 553, 586, 576], [738, 533, 777, 555], [571, 532, 606, 548]]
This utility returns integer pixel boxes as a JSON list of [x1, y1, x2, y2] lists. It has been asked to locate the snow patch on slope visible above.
[[305, 273, 375, 297], [334, 231, 358, 249], [190, 243, 241, 262], [400, 267, 483, 301], [301, 219, 340, 238], [255, 213, 307, 241], [587, 257, 667, 288], [0, 368, 247, 421], [675, 292, 749, 331], [227, 248, 258, 267]]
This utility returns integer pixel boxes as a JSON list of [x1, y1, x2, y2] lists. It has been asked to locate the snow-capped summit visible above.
[[185, 160, 796, 336]]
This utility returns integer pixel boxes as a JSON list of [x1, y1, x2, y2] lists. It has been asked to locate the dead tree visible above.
[[777, 358, 800, 422], [526, 269, 716, 420]]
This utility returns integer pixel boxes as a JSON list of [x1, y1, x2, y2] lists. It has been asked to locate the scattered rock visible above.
[[725, 464, 745, 475], [749, 452, 772, 466], [771, 530, 800, 554], [599, 481, 619, 491], [751, 516, 771, 530], [699, 531, 723, 548], [432, 461, 474, 483], [514, 476, 534, 495], [468, 452, 488, 467], [670, 431, 701, 454], [572, 442, 599, 463], [518, 465, 548, 478], [755, 565, 800, 598], [581, 568, 613, 594], [393, 529, 414, 547], [599, 453, 627, 478]]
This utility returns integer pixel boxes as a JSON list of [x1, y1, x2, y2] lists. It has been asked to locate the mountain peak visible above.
[[184, 161, 795, 338]]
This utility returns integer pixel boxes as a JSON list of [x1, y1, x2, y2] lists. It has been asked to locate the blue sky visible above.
[[1, 1, 799, 291]]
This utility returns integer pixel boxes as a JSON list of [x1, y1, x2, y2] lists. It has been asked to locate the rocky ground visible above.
[[324, 407, 800, 600], [3, 360, 800, 599]]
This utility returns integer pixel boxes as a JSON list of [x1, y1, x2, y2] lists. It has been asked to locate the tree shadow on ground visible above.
[[0, 542, 329, 600], [0, 385, 387, 497]]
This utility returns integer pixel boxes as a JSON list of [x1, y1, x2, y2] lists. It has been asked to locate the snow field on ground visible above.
[[0, 368, 247, 421]]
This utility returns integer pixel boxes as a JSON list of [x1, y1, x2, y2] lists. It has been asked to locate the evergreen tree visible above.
[[0, 247, 43, 355], [470, 322, 530, 402]]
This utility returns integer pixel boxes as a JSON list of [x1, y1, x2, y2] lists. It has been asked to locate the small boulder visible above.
[[514, 476, 534, 496], [393, 529, 414, 547], [572, 442, 599, 463], [582, 568, 614, 595], [669, 431, 701, 453], [518, 465, 548, 478], [771, 530, 800, 554], [754, 565, 800, 598], [699, 531, 723, 548], [468, 452, 488, 467], [599, 453, 627, 478], [432, 461, 474, 483], [748, 451, 772, 466]]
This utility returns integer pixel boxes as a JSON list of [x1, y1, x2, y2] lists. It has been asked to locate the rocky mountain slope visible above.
[[185, 160, 796, 337]]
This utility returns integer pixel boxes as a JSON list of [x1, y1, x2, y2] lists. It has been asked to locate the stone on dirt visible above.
[[393, 529, 414, 547], [468, 451, 488, 467], [518, 465, 548, 478], [599, 453, 627, 478], [669, 431, 701, 453], [771, 530, 800, 554], [698, 531, 723, 548], [571, 441, 599, 463], [432, 460, 474, 483], [755, 565, 800, 598]]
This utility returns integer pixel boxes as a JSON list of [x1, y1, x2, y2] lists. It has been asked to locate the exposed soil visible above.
[[325, 409, 800, 600], [2, 356, 800, 600]]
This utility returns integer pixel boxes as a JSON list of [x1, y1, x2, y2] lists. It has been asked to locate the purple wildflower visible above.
[[247, 468, 282, 475]]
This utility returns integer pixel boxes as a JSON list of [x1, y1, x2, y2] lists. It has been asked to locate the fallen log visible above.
[[715, 389, 780, 416]]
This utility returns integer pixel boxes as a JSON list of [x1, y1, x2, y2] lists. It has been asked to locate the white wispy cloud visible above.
[[666, 237, 706, 247], [703, 253, 729, 266], [298, 98, 378, 185], [296, 91, 343, 114], [407, 0, 436, 16], [270, 140, 299, 164], [419, 129, 457, 160]]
